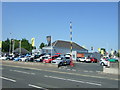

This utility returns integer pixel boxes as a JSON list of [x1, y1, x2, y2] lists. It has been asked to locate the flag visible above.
[[91, 47, 93, 50], [98, 48, 101, 52], [111, 50, 114, 55], [31, 38, 35, 47], [101, 50, 104, 55], [0, 41, 2, 48]]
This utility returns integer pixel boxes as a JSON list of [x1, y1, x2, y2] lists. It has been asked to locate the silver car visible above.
[[51, 57, 71, 67]]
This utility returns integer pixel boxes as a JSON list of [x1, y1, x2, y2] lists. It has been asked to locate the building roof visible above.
[[52, 40, 87, 51], [14, 48, 30, 54]]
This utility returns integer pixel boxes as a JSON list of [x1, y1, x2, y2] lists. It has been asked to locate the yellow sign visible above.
[[0, 41, 2, 48], [31, 38, 35, 47], [111, 50, 114, 55], [98, 48, 101, 52], [101, 50, 104, 55]]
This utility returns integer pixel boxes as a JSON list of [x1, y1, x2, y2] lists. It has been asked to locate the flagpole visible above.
[[12, 39, 15, 55], [51, 36, 52, 57], [70, 21, 74, 67], [0, 41, 2, 57], [9, 33, 11, 55], [19, 40, 21, 55]]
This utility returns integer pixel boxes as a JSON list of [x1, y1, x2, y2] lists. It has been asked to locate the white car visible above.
[[20, 56, 28, 62], [100, 59, 109, 66], [0, 56, 7, 60], [51, 57, 63, 65], [77, 57, 91, 62], [51, 57, 71, 66]]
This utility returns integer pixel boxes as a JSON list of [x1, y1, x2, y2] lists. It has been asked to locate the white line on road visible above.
[[72, 69, 76, 71], [28, 84, 48, 90], [0, 76, 16, 82], [84, 70, 89, 72], [0, 68, 3, 70], [10, 69, 35, 75], [44, 75, 102, 86]]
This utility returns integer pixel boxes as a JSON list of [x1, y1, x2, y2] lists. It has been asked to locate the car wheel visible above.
[[101, 62, 104, 66], [43, 61, 46, 63], [59, 62, 63, 66]]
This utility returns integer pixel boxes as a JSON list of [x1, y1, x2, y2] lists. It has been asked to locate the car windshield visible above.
[[81, 57, 85, 59]]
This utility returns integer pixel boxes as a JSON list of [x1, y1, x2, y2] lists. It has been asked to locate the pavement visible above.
[[0, 60, 119, 89]]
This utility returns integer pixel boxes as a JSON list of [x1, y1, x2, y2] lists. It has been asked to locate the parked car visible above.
[[64, 53, 71, 59], [6, 55, 14, 60], [76, 57, 91, 63], [108, 58, 118, 62], [34, 55, 41, 59], [26, 55, 34, 62], [43, 55, 60, 63], [39, 54, 50, 61], [13, 56, 21, 61], [51, 57, 71, 66], [20, 56, 28, 62], [0, 56, 7, 60], [89, 57, 98, 63], [99, 59, 109, 66]]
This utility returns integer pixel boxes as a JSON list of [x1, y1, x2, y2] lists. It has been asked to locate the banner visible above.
[[46, 36, 51, 46], [101, 50, 104, 55], [98, 48, 101, 52], [0, 41, 2, 48], [111, 50, 114, 55], [31, 38, 35, 47]]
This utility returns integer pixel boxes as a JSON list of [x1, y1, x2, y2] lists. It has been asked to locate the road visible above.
[[0, 60, 119, 89]]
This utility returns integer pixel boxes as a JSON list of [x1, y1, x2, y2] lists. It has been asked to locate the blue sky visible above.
[[2, 2, 118, 52]]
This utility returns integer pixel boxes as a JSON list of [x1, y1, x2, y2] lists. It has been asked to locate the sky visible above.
[[2, 2, 118, 52]]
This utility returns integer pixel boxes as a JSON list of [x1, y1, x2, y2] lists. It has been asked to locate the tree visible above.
[[21, 38, 32, 52], [2, 38, 33, 53], [39, 42, 46, 49], [2, 38, 10, 52]]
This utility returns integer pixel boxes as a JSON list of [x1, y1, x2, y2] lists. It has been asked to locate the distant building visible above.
[[42, 40, 88, 56]]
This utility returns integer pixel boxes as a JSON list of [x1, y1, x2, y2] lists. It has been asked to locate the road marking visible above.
[[89, 71, 93, 73], [28, 84, 48, 90], [10, 69, 35, 75], [1, 64, 119, 81], [84, 70, 89, 72], [67, 69, 70, 70], [0, 76, 16, 82], [44, 75, 102, 86], [0, 68, 3, 70], [72, 69, 76, 71]]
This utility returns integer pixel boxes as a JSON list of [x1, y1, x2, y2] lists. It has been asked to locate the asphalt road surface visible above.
[[0, 61, 119, 89]]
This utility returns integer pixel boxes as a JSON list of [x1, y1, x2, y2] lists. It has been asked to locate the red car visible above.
[[89, 57, 98, 63], [43, 55, 60, 63]]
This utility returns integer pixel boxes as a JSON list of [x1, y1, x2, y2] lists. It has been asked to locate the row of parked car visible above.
[[76, 56, 119, 67], [76, 57, 98, 63], [0, 53, 71, 67], [99, 57, 118, 66]]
